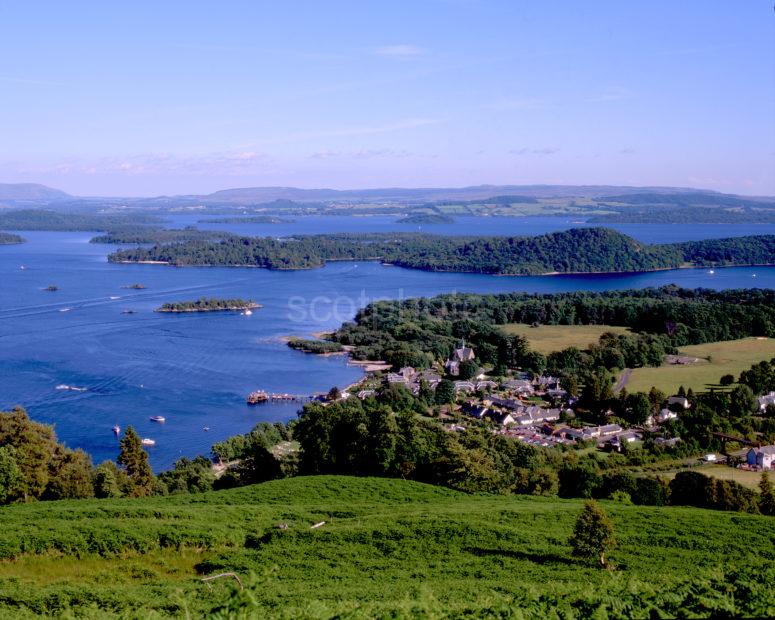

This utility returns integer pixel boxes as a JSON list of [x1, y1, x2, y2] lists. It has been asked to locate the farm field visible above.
[[623, 337, 775, 394], [0, 476, 772, 618], [657, 463, 773, 490], [501, 323, 630, 354]]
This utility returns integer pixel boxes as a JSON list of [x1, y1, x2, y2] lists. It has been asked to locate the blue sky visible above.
[[0, 1, 773, 196]]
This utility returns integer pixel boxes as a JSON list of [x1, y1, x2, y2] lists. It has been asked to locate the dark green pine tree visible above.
[[117, 426, 154, 497]]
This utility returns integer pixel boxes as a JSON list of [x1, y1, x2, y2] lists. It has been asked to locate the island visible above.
[[121, 283, 147, 289], [0, 232, 25, 244], [197, 215, 294, 224], [90, 226, 233, 244], [395, 213, 455, 225], [154, 297, 261, 313], [44, 284, 59, 292], [108, 228, 775, 276]]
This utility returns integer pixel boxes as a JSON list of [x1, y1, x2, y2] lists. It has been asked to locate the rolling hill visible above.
[[0, 476, 772, 618]]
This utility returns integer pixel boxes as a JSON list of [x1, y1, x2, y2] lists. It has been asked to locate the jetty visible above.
[[247, 390, 317, 404]]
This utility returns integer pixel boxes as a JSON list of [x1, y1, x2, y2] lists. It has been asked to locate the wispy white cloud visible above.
[[509, 147, 560, 156], [257, 117, 445, 145], [374, 44, 425, 58], [308, 149, 413, 160]]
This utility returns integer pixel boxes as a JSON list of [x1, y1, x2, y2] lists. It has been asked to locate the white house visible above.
[[747, 445, 775, 469], [758, 392, 775, 412], [667, 396, 690, 409]]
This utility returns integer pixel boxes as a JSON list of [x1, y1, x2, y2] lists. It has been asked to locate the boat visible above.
[[121, 309, 137, 314], [59, 307, 71, 312], [708, 270, 715, 274], [242, 309, 253, 316], [149, 415, 166, 423], [55, 384, 87, 392], [112, 425, 121, 436], [19, 265, 26, 270], [203, 426, 210, 432], [141, 438, 156, 446], [109, 295, 120, 300], [247, 390, 269, 404]]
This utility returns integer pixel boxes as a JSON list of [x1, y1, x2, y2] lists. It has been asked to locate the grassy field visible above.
[[623, 337, 775, 394], [501, 323, 630, 354], [656, 463, 773, 490], [0, 476, 772, 618]]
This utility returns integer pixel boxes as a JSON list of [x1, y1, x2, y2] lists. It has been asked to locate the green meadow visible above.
[[0, 476, 772, 618]]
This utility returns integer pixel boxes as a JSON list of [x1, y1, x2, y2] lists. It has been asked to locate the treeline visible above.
[[90, 226, 233, 244], [287, 338, 344, 354], [396, 213, 455, 224], [592, 206, 775, 224], [197, 215, 292, 224], [107, 228, 775, 275], [0, 409, 158, 502], [0, 209, 161, 231], [155, 297, 259, 312], [331, 287, 775, 372], [0, 232, 24, 244]]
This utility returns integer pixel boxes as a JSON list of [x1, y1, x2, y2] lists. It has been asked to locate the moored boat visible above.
[[141, 438, 156, 446], [150, 415, 166, 423], [247, 390, 269, 404], [112, 425, 121, 436]]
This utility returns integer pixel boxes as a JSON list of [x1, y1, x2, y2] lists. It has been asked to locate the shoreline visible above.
[[113, 258, 775, 278]]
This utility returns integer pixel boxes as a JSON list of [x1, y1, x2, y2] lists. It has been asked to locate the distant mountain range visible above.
[[0, 183, 72, 203], [1, 181, 773, 208]]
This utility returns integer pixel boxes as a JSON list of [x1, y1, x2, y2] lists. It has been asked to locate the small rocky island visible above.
[[0, 232, 25, 244], [155, 297, 261, 313], [44, 284, 59, 292], [122, 283, 147, 290]]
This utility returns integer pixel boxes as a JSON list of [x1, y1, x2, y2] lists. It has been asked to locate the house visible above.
[[453, 380, 476, 393], [758, 392, 775, 412], [445, 360, 460, 376], [667, 396, 690, 409], [746, 445, 775, 469], [656, 408, 678, 424], [398, 366, 417, 381], [503, 379, 534, 395], [476, 380, 498, 391], [452, 345, 475, 362], [386, 373, 406, 384], [489, 397, 522, 411], [594, 424, 623, 438], [419, 369, 442, 385], [617, 430, 641, 443], [462, 402, 489, 419], [357, 389, 376, 399], [488, 411, 516, 426]]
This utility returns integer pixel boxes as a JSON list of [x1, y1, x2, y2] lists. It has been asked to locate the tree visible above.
[[569, 500, 616, 568], [729, 384, 757, 419], [719, 374, 735, 386], [435, 379, 455, 405], [626, 392, 652, 425], [0, 446, 22, 504], [93, 461, 123, 498], [327, 386, 341, 401], [117, 426, 154, 497], [458, 359, 479, 380], [46, 449, 95, 500], [758, 472, 775, 516]]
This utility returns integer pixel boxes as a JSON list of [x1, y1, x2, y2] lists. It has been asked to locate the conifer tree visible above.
[[569, 500, 616, 568], [117, 426, 154, 497]]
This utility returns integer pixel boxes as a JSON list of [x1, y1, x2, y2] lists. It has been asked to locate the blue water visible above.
[[1, 218, 774, 470], [167, 213, 775, 244]]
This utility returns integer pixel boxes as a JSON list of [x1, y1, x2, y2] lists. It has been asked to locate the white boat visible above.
[[203, 426, 210, 432], [55, 384, 87, 392], [242, 309, 253, 316], [59, 307, 72, 312], [141, 438, 156, 446], [112, 425, 121, 436], [149, 415, 166, 423], [109, 295, 120, 300], [19, 265, 26, 270]]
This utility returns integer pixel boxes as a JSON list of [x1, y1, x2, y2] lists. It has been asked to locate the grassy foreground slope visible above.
[[0, 476, 773, 619]]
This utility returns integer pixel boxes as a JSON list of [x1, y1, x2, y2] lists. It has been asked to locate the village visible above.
[[337, 343, 775, 471]]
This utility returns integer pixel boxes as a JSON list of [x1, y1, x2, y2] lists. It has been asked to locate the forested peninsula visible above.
[[108, 228, 775, 275]]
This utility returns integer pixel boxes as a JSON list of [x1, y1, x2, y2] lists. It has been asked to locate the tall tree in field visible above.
[[117, 426, 154, 497], [569, 500, 616, 568]]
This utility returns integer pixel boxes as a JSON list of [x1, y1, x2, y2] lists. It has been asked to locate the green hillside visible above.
[[0, 476, 772, 619]]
